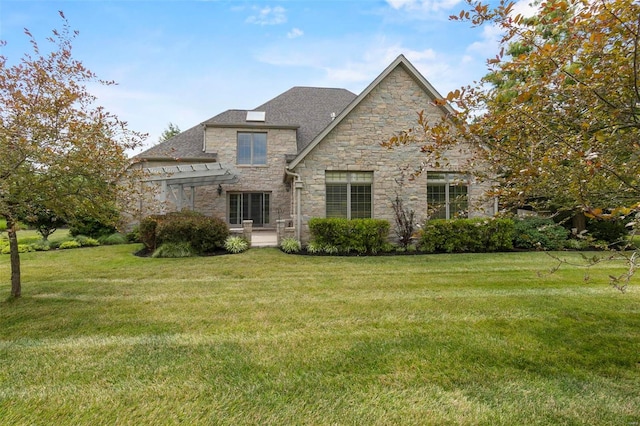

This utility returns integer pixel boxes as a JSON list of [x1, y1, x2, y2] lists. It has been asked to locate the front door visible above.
[[229, 192, 270, 227]]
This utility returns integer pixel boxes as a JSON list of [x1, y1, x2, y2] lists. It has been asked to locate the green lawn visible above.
[[1, 245, 639, 425]]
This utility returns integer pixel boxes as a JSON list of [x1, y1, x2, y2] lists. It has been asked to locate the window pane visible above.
[[253, 133, 267, 165], [427, 183, 447, 219], [350, 184, 371, 218], [263, 193, 270, 224], [326, 184, 347, 218], [449, 185, 468, 218], [351, 172, 373, 183], [237, 134, 252, 165], [326, 171, 347, 183], [229, 194, 241, 225]]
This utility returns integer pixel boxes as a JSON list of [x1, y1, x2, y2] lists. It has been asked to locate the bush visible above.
[[68, 216, 117, 239], [126, 226, 141, 243], [417, 218, 514, 253], [280, 237, 301, 254], [141, 211, 229, 255], [1, 244, 36, 254], [59, 240, 82, 250], [99, 233, 128, 245], [586, 218, 630, 247], [74, 235, 100, 247], [139, 216, 159, 251], [30, 240, 51, 251], [224, 236, 249, 254], [308, 218, 390, 254], [305, 241, 324, 254], [513, 217, 569, 250], [151, 242, 196, 258]]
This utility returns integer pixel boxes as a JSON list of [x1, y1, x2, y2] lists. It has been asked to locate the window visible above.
[[229, 193, 270, 226], [326, 171, 372, 219], [427, 173, 468, 219], [237, 132, 267, 165]]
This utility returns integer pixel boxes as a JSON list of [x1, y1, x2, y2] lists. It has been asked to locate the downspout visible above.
[[284, 168, 302, 243]]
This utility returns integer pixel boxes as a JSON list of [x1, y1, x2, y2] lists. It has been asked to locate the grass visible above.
[[1, 246, 639, 425]]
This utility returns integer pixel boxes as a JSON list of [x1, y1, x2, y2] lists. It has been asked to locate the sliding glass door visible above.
[[229, 192, 270, 227]]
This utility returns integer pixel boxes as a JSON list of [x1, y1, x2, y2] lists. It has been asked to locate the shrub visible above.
[[305, 241, 324, 254], [513, 217, 569, 250], [586, 218, 630, 247], [280, 237, 301, 254], [417, 218, 514, 253], [126, 226, 141, 243], [141, 211, 229, 255], [1, 244, 36, 254], [68, 216, 117, 239], [139, 216, 160, 251], [59, 240, 82, 250], [74, 235, 100, 247], [99, 232, 128, 245], [151, 242, 196, 258], [308, 218, 390, 254], [30, 240, 51, 251], [391, 195, 416, 249], [224, 236, 249, 254]]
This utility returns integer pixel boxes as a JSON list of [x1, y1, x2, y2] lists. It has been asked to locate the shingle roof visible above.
[[136, 86, 357, 160], [134, 123, 214, 160]]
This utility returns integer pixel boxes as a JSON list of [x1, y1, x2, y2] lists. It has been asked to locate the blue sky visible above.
[[0, 0, 523, 153]]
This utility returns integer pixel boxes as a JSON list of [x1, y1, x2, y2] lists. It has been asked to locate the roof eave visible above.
[[203, 123, 299, 130]]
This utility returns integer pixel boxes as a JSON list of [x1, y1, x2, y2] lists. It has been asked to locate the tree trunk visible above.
[[6, 217, 21, 298], [572, 212, 587, 233]]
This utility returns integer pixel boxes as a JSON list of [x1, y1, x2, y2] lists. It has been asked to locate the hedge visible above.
[[308, 218, 390, 254], [418, 218, 515, 253]]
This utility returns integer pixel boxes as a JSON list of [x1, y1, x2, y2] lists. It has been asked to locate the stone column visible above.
[[276, 219, 286, 245], [242, 220, 253, 247]]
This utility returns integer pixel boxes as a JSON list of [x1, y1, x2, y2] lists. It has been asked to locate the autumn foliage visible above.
[[386, 0, 640, 218], [0, 12, 145, 297]]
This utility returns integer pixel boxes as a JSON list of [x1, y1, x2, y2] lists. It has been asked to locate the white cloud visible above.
[[466, 23, 502, 57], [510, 0, 539, 19], [287, 28, 303, 39], [386, 0, 462, 12], [246, 6, 287, 25]]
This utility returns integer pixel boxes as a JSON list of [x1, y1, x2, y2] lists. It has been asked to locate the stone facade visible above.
[[291, 65, 494, 243], [203, 126, 296, 227], [130, 55, 495, 243]]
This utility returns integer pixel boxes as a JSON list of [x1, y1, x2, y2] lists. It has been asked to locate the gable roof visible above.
[[135, 87, 356, 160], [287, 54, 455, 170]]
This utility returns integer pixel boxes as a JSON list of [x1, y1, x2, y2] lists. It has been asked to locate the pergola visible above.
[[143, 162, 239, 211]]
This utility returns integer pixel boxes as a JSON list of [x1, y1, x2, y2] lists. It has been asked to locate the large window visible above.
[[237, 132, 267, 165], [427, 173, 468, 219], [229, 192, 270, 226], [326, 171, 372, 219]]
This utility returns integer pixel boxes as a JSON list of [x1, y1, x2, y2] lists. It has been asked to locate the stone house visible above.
[[131, 54, 495, 243]]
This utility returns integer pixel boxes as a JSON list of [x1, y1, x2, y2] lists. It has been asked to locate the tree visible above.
[[158, 122, 181, 143], [21, 204, 67, 241], [0, 12, 145, 297], [385, 0, 640, 217], [384, 0, 640, 289]]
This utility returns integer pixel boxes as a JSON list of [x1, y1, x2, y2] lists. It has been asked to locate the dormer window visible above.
[[237, 132, 267, 165]]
